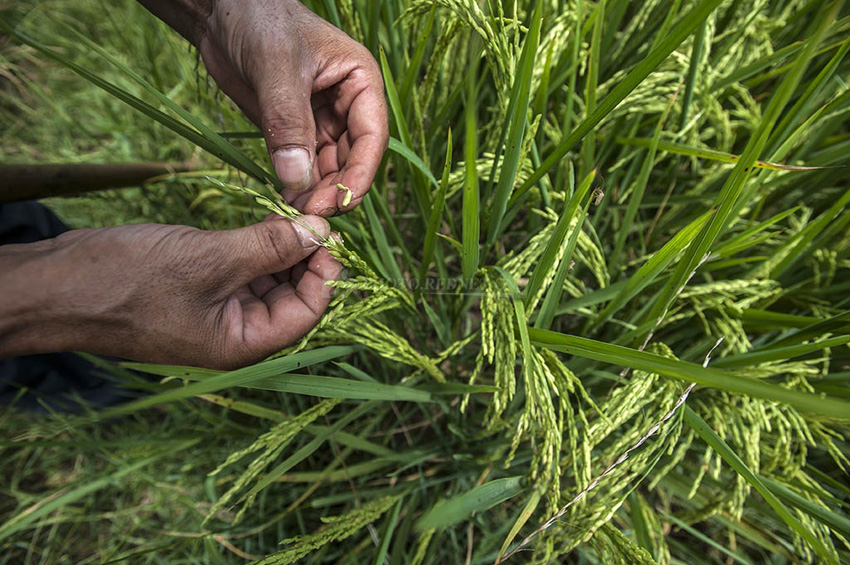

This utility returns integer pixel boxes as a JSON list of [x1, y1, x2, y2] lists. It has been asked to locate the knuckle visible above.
[[255, 223, 295, 268], [262, 116, 314, 150]]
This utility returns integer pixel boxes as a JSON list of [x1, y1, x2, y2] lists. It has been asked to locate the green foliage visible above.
[[2, 0, 850, 563]]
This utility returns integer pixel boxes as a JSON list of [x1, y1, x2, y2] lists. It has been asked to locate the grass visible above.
[[1, 0, 849, 563]]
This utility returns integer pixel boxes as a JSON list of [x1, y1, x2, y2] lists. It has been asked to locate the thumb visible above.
[[257, 62, 317, 193], [224, 215, 330, 278]]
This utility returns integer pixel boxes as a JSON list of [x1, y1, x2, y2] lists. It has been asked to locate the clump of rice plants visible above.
[[1, 0, 849, 563]]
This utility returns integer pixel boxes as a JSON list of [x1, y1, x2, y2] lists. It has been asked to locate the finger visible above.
[[263, 247, 343, 340], [222, 215, 329, 279], [335, 64, 388, 211], [256, 55, 318, 193], [198, 43, 262, 125], [248, 274, 279, 298]]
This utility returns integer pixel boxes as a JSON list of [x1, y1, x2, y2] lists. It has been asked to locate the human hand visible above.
[[0, 216, 342, 369], [141, 0, 389, 217]]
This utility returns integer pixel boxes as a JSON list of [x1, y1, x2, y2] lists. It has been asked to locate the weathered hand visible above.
[[188, 0, 388, 216], [0, 216, 341, 369]]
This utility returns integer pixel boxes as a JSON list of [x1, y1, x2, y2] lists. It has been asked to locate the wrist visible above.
[[0, 239, 66, 357], [0, 233, 121, 359], [138, 0, 215, 46]]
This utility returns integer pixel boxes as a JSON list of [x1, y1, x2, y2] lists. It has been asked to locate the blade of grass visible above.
[[107, 346, 360, 416], [616, 137, 827, 171], [372, 497, 404, 565], [4, 27, 274, 186], [509, 0, 724, 208], [380, 47, 431, 219], [525, 168, 595, 312], [486, 0, 543, 244], [765, 310, 850, 349], [609, 91, 677, 275], [684, 407, 836, 564], [399, 3, 437, 105], [740, 309, 821, 331], [711, 207, 800, 258], [581, 0, 604, 174], [387, 137, 439, 189], [759, 476, 850, 540], [528, 328, 850, 419], [712, 335, 850, 369], [659, 511, 755, 565], [461, 42, 480, 285], [678, 19, 707, 130], [419, 130, 453, 288], [416, 476, 525, 531], [535, 189, 592, 330], [0, 439, 199, 542], [55, 23, 279, 188], [496, 489, 543, 562], [197, 373, 433, 402], [362, 191, 405, 284]]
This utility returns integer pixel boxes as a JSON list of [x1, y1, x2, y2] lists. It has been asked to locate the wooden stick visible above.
[[0, 162, 194, 203]]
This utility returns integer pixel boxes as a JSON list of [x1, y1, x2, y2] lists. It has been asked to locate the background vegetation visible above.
[[2, 0, 849, 563]]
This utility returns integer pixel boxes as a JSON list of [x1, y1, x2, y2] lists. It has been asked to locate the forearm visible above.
[[0, 240, 78, 358], [137, 0, 214, 46], [0, 232, 136, 359]]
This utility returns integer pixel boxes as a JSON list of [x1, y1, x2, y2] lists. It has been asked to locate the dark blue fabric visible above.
[[0, 201, 129, 411]]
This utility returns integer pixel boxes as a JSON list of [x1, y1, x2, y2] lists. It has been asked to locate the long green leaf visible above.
[[684, 407, 835, 564], [461, 41, 480, 284], [760, 475, 850, 540], [56, 24, 278, 187], [388, 137, 439, 189], [380, 47, 431, 218], [713, 335, 850, 369], [525, 168, 595, 312], [529, 328, 850, 419], [509, 0, 724, 207], [212, 373, 431, 401], [108, 346, 359, 415], [419, 130, 453, 287], [0, 440, 198, 542], [642, 0, 842, 338], [416, 476, 525, 531], [486, 1, 543, 244]]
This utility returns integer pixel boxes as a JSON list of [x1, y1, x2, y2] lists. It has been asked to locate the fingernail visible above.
[[291, 215, 330, 248], [318, 207, 336, 218], [273, 148, 312, 192]]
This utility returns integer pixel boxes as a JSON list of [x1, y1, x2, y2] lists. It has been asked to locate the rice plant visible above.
[[1, 0, 849, 563]]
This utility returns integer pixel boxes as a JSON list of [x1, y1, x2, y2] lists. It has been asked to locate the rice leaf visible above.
[[380, 47, 431, 217], [461, 42, 480, 284], [486, 0, 542, 244], [107, 346, 360, 415], [416, 476, 525, 531], [684, 407, 836, 564], [419, 130, 453, 287], [525, 168, 595, 312], [388, 137, 439, 189], [529, 328, 850, 419], [0, 439, 199, 542], [617, 137, 828, 171], [510, 0, 724, 206]]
